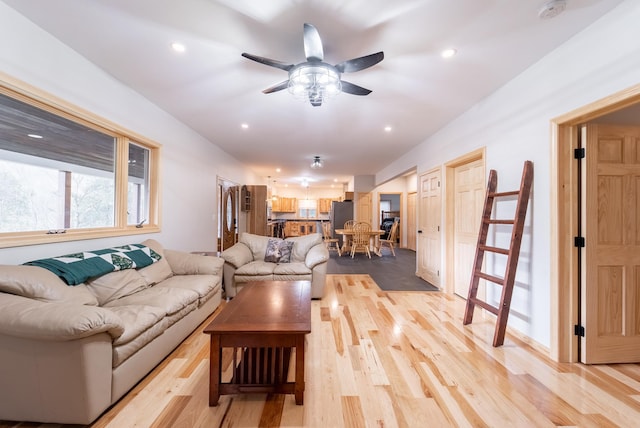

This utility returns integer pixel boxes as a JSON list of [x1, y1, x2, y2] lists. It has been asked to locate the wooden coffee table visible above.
[[204, 280, 311, 406]]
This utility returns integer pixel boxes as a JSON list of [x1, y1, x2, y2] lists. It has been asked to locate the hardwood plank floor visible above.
[[3, 274, 640, 427]]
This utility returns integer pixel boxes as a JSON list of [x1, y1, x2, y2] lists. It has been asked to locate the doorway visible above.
[[378, 192, 402, 247], [445, 148, 486, 297], [552, 83, 640, 363]]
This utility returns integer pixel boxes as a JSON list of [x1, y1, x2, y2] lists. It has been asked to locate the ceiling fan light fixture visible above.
[[310, 156, 323, 169], [288, 64, 342, 104]]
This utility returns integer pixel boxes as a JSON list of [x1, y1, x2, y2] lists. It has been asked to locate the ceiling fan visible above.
[[242, 23, 384, 107]]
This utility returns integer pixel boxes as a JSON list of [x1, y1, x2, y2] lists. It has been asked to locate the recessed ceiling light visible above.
[[333, 178, 338, 182], [276, 168, 281, 173], [27, 134, 43, 139], [170, 42, 186, 53], [241, 123, 249, 129], [384, 126, 392, 132], [441, 48, 457, 58]]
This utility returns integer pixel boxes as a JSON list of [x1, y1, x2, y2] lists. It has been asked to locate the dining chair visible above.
[[351, 221, 372, 258], [378, 220, 399, 256], [322, 222, 341, 256], [342, 220, 357, 253]]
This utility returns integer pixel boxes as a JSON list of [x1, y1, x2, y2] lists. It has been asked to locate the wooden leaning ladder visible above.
[[463, 160, 533, 347]]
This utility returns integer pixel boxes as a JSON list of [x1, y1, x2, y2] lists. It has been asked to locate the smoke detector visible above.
[[538, 0, 567, 20]]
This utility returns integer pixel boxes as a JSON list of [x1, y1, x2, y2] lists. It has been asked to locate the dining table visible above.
[[334, 228, 385, 257]]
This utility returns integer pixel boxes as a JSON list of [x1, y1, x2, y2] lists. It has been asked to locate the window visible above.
[[0, 82, 160, 248], [298, 199, 317, 219]]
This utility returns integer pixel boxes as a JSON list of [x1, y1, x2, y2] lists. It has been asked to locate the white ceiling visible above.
[[3, 0, 626, 187]]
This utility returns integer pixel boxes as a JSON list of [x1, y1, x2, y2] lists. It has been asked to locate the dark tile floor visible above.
[[327, 247, 438, 291]]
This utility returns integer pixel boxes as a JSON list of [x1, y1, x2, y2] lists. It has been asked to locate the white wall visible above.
[[375, 0, 640, 348], [0, 2, 257, 263]]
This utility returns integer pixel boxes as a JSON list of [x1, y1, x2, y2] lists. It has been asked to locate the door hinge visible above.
[[438, 180, 441, 187], [437, 270, 440, 276], [574, 324, 585, 337], [574, 236, 585, 247], [437, 225, 440, 231], [574, 148, 585, 159]]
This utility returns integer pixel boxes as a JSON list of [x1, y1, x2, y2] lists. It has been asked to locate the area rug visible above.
[[327, 248, 438, 292]]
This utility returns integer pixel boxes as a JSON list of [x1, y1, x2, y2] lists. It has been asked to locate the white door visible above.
[[418, 169, 441, 286]]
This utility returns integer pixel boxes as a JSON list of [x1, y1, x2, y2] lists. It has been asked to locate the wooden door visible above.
[[582, 123, 640, 363], [356, 192, 372, 226], [453, 159, 485, 297], [221, 185, 238, 251], [407, 192, 417, 251], [418, 169, 441, 286]]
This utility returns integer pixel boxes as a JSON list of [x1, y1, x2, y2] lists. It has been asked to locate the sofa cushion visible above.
[[264, 239, 294, 263], [0, 265, 98, 306], [235, 275, 273, 283], [239, 233, 272, 261], [107, 305, 167, 346], [273, 273, 312, 282], [138, 239, 173, 285], [155, 275, 221, 306], [285, 233, 323, 263], [85, 269, 148, 306], [109, 304, 169, 367], [235, 261, 276, 277], [104, 286, 199, 318], [273, 262, 312, 276]]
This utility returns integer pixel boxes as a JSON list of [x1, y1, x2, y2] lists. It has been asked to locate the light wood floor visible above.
[[4, 274, 640, 427]]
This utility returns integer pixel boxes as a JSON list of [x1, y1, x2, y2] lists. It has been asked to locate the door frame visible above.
[[551, 83, 640, 362], [444, 147, 486, 295]]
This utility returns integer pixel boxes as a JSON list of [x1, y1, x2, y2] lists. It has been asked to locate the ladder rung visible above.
[[469, 297, 499, 315], [485, 219, 515, 225], [475, 271, 505, 285], [479, 245, 509, 255], [489, 190, 520, 197]]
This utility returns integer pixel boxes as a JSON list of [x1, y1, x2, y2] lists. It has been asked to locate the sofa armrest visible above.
[[221, 243, 253, 269], [164, 250, 224, 276], [305, 243, 330, 269], [0, 293, 124, 341]]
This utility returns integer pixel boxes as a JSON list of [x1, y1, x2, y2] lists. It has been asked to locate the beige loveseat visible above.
[[0, 239, 223, 425], [221, 232, 329, 299]]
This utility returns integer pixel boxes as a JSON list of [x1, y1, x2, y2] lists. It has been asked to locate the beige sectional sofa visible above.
[[221, 232, 329, 299], [0, 239, 224, 425]]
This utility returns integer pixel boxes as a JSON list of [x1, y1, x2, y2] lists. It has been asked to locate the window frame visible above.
[[0, 74, 161, 248]]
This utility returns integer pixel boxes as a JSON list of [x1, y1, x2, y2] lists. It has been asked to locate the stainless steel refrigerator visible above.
[[330, 201, 354, 246]]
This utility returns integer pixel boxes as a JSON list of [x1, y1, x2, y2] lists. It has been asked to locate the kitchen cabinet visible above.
[[284, 221, 317, 237], [272, 196, 297, 212], [318, 198, 335, 213]]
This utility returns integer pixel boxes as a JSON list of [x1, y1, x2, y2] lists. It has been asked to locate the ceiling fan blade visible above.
[[241, 53, 294, 71], [340, 81, 372, 96], [262, 80, 290, 94], [303, 23, 324, 62], [335, 51, 384, 73]]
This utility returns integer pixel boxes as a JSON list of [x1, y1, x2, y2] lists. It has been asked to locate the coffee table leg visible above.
[[209, 334, 221, 406], [295, 335, 305, 405]]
